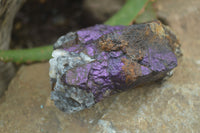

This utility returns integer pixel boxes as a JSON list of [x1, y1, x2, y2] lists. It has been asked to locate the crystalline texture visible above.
[[49, 21, 181, 113]]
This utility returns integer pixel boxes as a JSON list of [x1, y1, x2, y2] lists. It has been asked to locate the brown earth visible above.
[[0, 0, 200, 132]]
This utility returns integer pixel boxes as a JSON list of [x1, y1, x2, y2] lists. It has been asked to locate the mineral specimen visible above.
[[49, 21, 181, 113]]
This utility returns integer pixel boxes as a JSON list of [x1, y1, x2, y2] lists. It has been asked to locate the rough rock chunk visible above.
[[49, 21, 181, 113]]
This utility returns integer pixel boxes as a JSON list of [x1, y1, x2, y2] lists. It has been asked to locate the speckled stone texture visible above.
[[49, 21, 181, 113]]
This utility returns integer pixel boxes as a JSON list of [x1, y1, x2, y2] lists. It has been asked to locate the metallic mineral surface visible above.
[[49, 21, 181, 113]]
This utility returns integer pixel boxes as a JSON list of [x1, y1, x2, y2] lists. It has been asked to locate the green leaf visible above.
[[134, 0, 157, 24], [105, 0, 149, 25]]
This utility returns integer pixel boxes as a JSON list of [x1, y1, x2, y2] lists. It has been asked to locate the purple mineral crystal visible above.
[[49, 21, 181, 113]]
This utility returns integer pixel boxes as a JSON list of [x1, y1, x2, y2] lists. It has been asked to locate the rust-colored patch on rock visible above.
[[164, 26, 182, 57], [126, 47, 144, 62], [149, 21, 166, 38], [145, 26, 151, 36], [99, 38, 128, 52], [121, 58, 142, 84]]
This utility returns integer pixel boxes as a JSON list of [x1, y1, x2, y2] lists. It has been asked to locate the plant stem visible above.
[[0, 45, 52, 64]]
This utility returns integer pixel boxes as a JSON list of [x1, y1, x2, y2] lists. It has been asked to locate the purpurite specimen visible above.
[[49, 21, 181, 113]]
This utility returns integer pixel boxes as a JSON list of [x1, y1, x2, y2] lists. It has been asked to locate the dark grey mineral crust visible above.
[[49, 21, 181, 113]]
